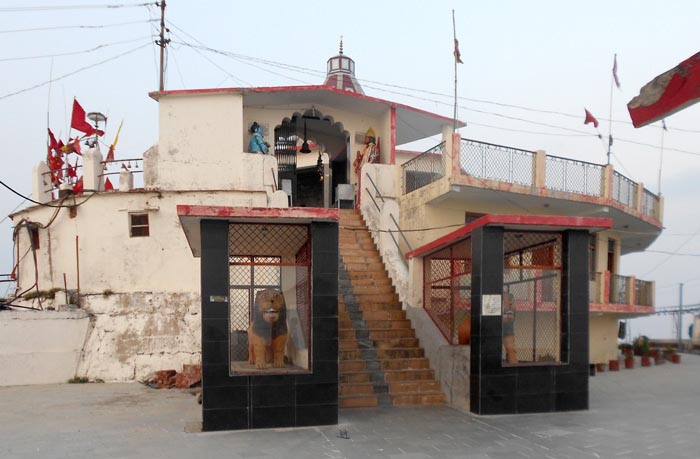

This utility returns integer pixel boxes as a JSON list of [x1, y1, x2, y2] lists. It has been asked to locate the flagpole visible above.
[[607, 57, 614, 165], [658, 120, 665, 194], [452, 10, 458, 132]]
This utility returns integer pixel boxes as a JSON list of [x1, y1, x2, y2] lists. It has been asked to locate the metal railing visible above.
[[365, 174, 412, 263], [401, 141, 446, 194], [612, 171, 637, 208], [589, 272, 602, 303], [635, 279, 653, 307], [641, 188, 660, 220], [460, 138, 535, 186], [609, 273, 629, 305], [99, 157, 143, 178], [545, 155, 604, 196]]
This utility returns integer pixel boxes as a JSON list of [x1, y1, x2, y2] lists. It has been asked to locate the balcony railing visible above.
[[545, 155, 604, 196], [589, 271, 654, 309], [459, 138, 535, 186], [401, 141, 446, 194], [453, 138, 661, 223]]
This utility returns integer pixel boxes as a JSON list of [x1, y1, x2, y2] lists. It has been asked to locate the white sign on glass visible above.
[[482, 294, 502, 316]]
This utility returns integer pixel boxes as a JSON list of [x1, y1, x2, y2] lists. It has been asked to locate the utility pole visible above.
[[678, 283, 684, 351], [156, 1, 170, 92]]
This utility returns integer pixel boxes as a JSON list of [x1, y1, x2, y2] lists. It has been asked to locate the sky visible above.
[[1, 0, 699, 339]]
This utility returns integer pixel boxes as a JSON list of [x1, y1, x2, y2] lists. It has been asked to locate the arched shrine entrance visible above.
[[274, 108, 349, 208]]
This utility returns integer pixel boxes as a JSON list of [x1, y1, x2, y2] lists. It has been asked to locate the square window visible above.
[[129, 213, 150, 237]]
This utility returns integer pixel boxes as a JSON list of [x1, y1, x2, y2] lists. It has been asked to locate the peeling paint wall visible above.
[[76, 292, 201, 381]]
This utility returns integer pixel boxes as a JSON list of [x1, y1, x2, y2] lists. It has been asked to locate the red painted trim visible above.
[[390, 107, 397, 165], [590, 303, 654, 314], [405, 214, 613, 259], [177, 205, 339, 221], [149, 85, 466, 126]]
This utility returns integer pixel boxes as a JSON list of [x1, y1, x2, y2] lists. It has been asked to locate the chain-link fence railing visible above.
[[635, 278, 653, 307], [460, 138, 535, 186], [641, 188, 660, 220], [402, 141, 446, 194], [545, 155, 604, 196], [612, 171, 638, 208], [609, 273, 629, 305]]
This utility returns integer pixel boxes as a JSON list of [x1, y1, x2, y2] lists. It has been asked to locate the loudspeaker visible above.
[[618, 321, 626, 339]]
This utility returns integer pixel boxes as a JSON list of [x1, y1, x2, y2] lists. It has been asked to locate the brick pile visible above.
[[150, 364, 201, 389]]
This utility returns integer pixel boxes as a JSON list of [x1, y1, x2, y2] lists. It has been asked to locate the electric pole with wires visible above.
[[156, 1, 169, 91]]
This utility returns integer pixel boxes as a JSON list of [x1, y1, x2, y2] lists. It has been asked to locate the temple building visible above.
[[3, 42, 663, 430]]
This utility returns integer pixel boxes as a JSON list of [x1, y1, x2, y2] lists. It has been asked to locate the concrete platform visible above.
[[2, 355, 699, 458]]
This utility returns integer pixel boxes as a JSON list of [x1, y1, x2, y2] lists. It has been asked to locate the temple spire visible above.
[[339, 35, 344, 55]]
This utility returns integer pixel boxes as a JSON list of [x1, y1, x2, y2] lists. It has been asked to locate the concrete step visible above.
[[353, 292, 399, 303], [351, 285, 395, 295], [360, 310, 405, 321], [383, 368, 436, 382], [338, 319, 413, 330], [344, 262, 386, 272], [368, 329, 416, 339], [339, 394, 379, 409], [388, 380, 441, 394], [350, 277, 392, 287], [381, 358, 432, 371], [392, 392, 446, 406], [339, 382, 376, 396], [341, 255, 382, 264], [341, 249, 381, 258], [339, 372, 373, 384]]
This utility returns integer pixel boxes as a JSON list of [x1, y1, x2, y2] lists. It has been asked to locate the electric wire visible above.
[[0, 19, 157, 34], [0, 179, 98, 209], [0, 42, 151, 101], [0, 36, 153, 62], [0, 2, 156, 12]]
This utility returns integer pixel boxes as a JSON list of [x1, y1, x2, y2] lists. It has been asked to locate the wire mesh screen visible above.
[[609, 274, 629, 304], [402, 141, 446, 194], [460, 138, 535, 186], [503, 231, 562, 365], [423, 238, 472, 344], [641, 189, 660, 219], [228, 223, 311, 374], [612, 171, 637, 208], [635, 279, 652, 307], [545, 155, 604, 196]]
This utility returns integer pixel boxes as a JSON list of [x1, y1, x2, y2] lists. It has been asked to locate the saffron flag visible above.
[[106, 120, 123, 162], [628, 51, 700, 128], [70, 98, 95, 136], [454, 39, 463, 64], [584, 108, 599, 128], [104, 177, 114, 191], [613, 54, 621, 89]]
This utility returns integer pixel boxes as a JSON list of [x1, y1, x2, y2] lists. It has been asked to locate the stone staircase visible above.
[[338, 209, 445, 408]]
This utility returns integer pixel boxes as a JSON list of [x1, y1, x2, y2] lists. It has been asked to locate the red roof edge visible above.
[[405, 214, 613, 260], [177, 205, 339, 221]]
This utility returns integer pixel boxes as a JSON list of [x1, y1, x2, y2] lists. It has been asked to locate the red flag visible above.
[[48, 128, 60, 151], [104, 177, 114, 191], [70, 99, 95, 136], [613, 54, 621, 89], [73, 176, 84, 194], [584, 108, 599, 128], [453, 39, 463, 64], [628, 52, 700, 128]]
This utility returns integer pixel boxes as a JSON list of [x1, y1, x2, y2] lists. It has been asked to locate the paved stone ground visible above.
[[2, 355, 700, 458]]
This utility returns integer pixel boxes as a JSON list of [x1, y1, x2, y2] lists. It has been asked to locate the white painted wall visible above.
[[0, 310, 90, 385]]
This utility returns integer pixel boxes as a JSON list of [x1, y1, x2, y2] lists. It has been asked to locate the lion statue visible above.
[[248, 288, 288, 369]]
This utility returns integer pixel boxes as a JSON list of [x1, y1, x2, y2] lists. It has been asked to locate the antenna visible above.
[[155, 1, 170, 92]]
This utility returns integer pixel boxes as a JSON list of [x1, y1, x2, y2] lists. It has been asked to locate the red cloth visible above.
[[628, 52, 700, 128], [613, 54, 621, 89], [70, 99, 95, 136], [584, 108, 599, 128], [104, 177, 114, 191], [73, 176, 84, 194], [48, 129, 60, 151], [454, 39, 463, 64]]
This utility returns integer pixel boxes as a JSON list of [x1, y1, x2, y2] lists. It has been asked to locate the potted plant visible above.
[[664, 346, 681, 364], [633, 336, 652, 367], [609, 358, 620, 371], [620, 343, 634, 369], [652, 347, 665, 365], [595, 362, 606, 373]]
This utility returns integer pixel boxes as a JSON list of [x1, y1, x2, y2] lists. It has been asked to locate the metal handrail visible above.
[[365, 174, 413, 261], [270, 167, 278, 192]]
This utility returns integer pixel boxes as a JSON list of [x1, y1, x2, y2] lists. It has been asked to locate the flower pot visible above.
[[672, 354, 681, 364], [595, 363, 606, 373], [654, 356, 665, 365], [457, 316, 471, 345], [641, 356, 651, 367], [624, 357, 634, 369], [609, 359, 620, 371]]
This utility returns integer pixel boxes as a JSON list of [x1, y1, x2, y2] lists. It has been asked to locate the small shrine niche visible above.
[[228, 223, 312, 375]]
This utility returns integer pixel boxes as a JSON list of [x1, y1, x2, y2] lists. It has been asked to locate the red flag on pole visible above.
[[70, 98, 96, 136], [104, 177, 114, 191], [628, 52, 700, 128], [48, 129, 60, 151], [453, 39, 464, 64], [613, 54, 621, 89], [584, 108, 599, 128]]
